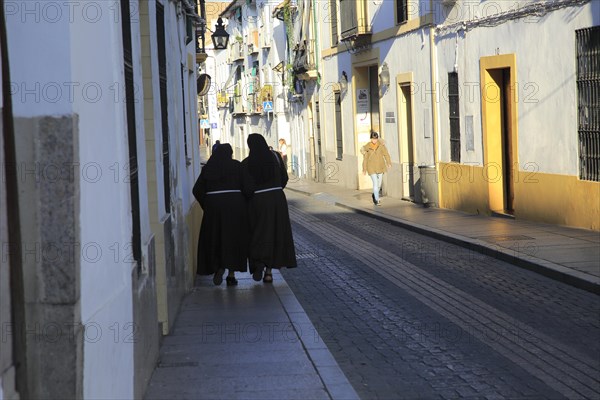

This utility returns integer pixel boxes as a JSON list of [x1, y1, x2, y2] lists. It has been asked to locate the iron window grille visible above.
[[576, 26, 600, 182], [396, 0, 408, 25], [157, 2, 172, 213], [334, 91, 343, 160], [181, 66, 189, 162], [120, 0, 141, 266], [448, 72, 461, 163]]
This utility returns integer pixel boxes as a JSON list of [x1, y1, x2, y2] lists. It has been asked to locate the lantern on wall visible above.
[[211, 17, 229, 50]]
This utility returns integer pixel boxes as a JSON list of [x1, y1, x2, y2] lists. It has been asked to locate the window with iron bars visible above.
[[576, 26, 600, 182], [120, 0, 141, 267], [396, 0, 408, 25], [448, 72, 460, 163], [334, 91, 343, 160], [157, 2, 171, 214]]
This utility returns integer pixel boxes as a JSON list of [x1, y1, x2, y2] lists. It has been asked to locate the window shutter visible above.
[[330, 0, 338, 46], [339, 0, 358, 39]]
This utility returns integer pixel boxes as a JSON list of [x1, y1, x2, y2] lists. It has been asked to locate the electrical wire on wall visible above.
[[436, 0, 590, 37]]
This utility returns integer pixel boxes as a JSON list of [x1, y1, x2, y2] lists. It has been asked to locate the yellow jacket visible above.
[[361, 140, 391, 175]]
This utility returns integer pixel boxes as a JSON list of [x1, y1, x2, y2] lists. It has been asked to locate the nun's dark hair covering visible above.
[[247, 133, 278, 185]]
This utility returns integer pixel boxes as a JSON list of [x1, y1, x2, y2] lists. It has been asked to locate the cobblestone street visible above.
[[281, 191, 600, 400]]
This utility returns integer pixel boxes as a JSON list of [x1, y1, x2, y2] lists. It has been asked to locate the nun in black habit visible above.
[[241, 133, 297, 283], [193, 143, 248, 286]]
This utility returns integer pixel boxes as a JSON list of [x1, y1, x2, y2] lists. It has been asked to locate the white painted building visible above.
[[294, 0, 599, 230], [432, 0, 599, 229], [1, 0, 204, 398], [198, 1, 230, 150], [213, 0, 290, 160]]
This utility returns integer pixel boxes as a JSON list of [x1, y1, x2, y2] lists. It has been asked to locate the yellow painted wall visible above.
[[514, 172, 599, 231], [186, 202, 202, 284], [153, 223, 168, 334], [439, 163, 489, 215], [440, 162, 600, 231], [480, 54, 518, 213]]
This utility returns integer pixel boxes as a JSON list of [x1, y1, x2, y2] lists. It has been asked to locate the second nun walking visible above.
[[242, 134, 297, 283]]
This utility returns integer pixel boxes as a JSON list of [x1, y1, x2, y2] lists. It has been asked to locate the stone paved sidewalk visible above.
[[144, 272, 360, 400]]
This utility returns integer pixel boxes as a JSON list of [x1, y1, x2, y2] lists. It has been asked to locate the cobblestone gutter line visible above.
[[289, 207, 600, 399]]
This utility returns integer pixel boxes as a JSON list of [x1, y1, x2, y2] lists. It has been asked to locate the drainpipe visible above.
[[428, 2, 443, 208], [312, 0, 320, 85]]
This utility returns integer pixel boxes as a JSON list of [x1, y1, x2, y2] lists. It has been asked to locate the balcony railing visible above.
[[294, 39, 318, 80], [229, 41, 244, 62], [232, 81, 246, 115], [247, 75, 261, 114]]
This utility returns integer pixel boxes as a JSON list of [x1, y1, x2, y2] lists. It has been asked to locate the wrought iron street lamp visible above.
[[379, 62, 390, 87], [339, 71, 348, 92], [211, 17, 229, 50]]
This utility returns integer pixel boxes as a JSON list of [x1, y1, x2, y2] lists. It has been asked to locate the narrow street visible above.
[[2, 0, 598, 398], [282, 191, 600, 400]]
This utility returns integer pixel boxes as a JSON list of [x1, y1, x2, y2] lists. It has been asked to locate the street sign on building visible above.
[[263, 101, 273, 113], [200, 119, 210, 129]]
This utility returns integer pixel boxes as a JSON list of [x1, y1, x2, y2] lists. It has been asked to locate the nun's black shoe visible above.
[[226, 276, 238, 286], [213, 269, 225, 285], [252, 267, 263, 282]]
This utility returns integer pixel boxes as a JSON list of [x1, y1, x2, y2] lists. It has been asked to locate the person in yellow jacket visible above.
[[361, 131, 391, 206]]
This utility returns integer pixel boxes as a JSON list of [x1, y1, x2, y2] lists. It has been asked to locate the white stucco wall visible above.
[[6, 1, 137, 398], [378, 30, 435, 166], [165, 4, 189, 212], [4, 0, 204, 396], [316, 0, 599, 191], [320, 60, 338, 157], [184, 62, 198, 212], [214, 44, 230, 145], [5, 1, 73, 118], [68, 2, 137, 398], [320, 35, 434, 170], [434, 0, 541, 27], [435, 27, 482, 166], [434, 1, 598, 176], [205, 54, 221, 144], [214, 1, 289, 157], [163, 3, 201, 215]]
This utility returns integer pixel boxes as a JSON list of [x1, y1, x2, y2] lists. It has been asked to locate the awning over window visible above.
[[224, 64, 240, 90]]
